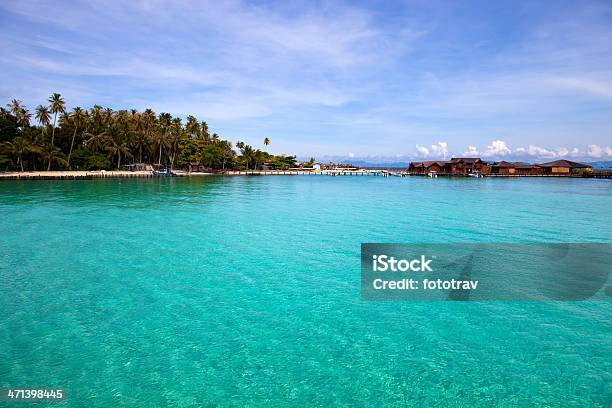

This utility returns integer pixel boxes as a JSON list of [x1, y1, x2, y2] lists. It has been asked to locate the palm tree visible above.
[[129, 109, 140, 125], [155, 112, 172, 164], [35, 105, 51, 142], [6, 100, 31, 129], [220, 140, 234, 171], [67, 107, 88, 168], [186, 115, 200, 138], [84, 131, 107, 153], [167, 132, 183, 170], [253, 149, 265, 170], [7, 99, 22, 117], [150, 131, 169, 165], [103, 108, 114, 128], [104, 129, 133, 169], [167, 118, 183, 170], [90, 105, 104, 130], [2, 137, 38, 172], [131, 131, 148, 163], [2, 94, 295, 173], [201, 121, 210, 141], [171, 117, 182, 132], [48, 93, 65, 147], [41, 143, 67, 171], [18, 108, 31, 128], [142, 109, 156, 133], [241, 144, 254, 170]]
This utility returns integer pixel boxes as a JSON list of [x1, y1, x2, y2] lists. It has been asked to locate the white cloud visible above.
[[606, 146, 612, 156], [550, 147, 583, 158], [482, 140, 511, 157], [348, 152, 355, 158], [430, 142, 449, 158], [0, 0, 416, 126], [517, 145, 557, 158], [416, 142, 448, 159], [514, 145, 584, 159], [567, 147, 582, 158], [415, 145, 430, 157], [529, 145, 555, 157], [555, 147, 582, 158], [1, 0, 611, 156], [587, 144, 603, 158], [415, 142, 449, 158], [463, 146, 479, 155]]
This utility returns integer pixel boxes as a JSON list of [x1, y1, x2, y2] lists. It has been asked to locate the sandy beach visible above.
[[0, 169, 389, 179], [0, 170, 158, 179]]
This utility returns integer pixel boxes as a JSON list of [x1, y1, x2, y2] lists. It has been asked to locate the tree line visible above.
[[0, 94, 298, 172]]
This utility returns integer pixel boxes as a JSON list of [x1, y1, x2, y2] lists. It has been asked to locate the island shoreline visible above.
[[1, 170, 609, 180]]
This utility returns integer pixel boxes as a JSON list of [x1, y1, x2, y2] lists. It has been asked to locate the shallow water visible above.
[[0, 176, 610, 406]]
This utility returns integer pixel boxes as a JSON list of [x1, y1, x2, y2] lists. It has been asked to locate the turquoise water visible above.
[[0, 176, 610, 407]]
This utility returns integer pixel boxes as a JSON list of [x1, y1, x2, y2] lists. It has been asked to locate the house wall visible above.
[[493, 167, 510, 174], [492, 166, 542, 175], [450, 162, 487, 174], [426, 164, 443, 173], [515, 168, 541, 175]]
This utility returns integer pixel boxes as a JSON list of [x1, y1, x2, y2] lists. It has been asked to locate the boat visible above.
[[152, 168, 176, 176], [468, 172, 483, 178], [428, 171, 438, 178]]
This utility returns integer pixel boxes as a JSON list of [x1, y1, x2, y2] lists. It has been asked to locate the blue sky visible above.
[[1, 0, 611, 161]]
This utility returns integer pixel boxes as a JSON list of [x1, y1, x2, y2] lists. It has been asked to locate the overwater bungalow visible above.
[[536, 160, 592, 175], [408, 158, 489, 175], [447, 158, 489, 174], [408, 157, 594, 177], [490, 161, 543, 175], [408, 160, 450, 174]]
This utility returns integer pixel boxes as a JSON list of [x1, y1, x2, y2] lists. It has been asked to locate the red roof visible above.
[[537, 160, 591, 168], [449, 157, 484, 164], [493, 161, 536, 169]]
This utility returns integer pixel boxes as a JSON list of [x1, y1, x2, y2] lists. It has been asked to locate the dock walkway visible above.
[[0, 171, 156, 180], [1, 170, 608, 180]]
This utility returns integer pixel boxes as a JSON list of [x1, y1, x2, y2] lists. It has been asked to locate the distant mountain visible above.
[[303, 156, 611, 169], [338, 160, 409, 168], [300, 155, 412, 168], [585, 161, 612, 170]]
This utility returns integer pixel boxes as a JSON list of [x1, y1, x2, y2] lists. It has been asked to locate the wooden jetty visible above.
[[0, 171, 158, 180], [222, 170, 397, 176], [1, 169, 608, 180]]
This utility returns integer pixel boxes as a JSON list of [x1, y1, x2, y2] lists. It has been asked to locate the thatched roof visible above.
[[449, 157, 484, 164], [492, 161, 536, 169], [537, 160, 591, 168]]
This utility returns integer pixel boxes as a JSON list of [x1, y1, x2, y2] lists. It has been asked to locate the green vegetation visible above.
[[0, 94, 297, 172]]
